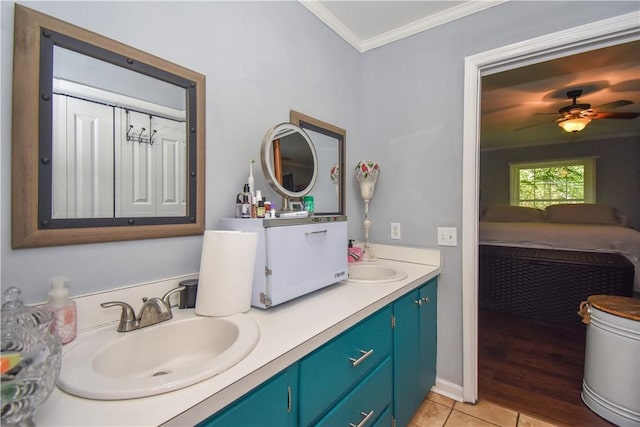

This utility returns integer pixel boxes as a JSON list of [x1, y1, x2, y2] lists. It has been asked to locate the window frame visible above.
[[509, 157, 597, 208]]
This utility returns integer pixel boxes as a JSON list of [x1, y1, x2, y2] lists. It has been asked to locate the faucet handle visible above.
[[162, 285, 187, 306], [100, 301, 137, 332]]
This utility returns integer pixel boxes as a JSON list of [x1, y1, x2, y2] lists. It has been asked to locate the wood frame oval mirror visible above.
[[260, 123, 318, 212], [11, 5, 205, 248]]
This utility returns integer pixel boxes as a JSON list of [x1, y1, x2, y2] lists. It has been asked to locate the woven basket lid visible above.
[[587, 295, 640, 321]]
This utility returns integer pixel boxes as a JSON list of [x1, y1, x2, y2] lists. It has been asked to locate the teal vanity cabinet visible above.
[[392, 278, 438, 427], [199, 279, 437, 427], [197, 365, 299, 427]]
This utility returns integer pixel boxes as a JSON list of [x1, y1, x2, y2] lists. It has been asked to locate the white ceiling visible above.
[[301, 1, 640, 150]]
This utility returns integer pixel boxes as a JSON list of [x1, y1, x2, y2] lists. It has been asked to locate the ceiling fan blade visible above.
[[595, 100, 634, 110], [593, 112, 640, 119], [514, 120, 553, 131]]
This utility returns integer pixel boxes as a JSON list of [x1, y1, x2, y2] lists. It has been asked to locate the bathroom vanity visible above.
[[219, 216, 348, 308], [34, 245, 440, 426]]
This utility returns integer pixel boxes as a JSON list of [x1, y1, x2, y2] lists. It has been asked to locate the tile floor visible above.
[[410, 392, 559, 427]]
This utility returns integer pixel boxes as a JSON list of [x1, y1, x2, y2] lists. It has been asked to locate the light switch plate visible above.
[[437, 227, 457, 246], [391, 223, 401, 240]]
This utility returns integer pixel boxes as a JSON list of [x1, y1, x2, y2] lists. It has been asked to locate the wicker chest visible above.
[[479, 245, 635, 328]]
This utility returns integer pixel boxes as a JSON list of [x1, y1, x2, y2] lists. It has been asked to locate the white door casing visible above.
[[461, 11, 640, 403]]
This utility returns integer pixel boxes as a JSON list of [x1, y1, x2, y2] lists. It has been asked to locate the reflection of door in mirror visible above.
[[52, 96, 115, 219], [51, 45, 188, 220], [52, 97, 187, 219], [117, 111, 186, 217], [273, 139, 283, 184]]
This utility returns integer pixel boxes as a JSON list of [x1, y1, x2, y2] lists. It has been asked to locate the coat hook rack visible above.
[[126, 112, 157, 145]]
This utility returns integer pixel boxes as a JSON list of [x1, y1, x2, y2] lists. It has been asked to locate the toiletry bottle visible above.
[[251, 195, 257, 218], [45, 276, 77, 344], [235, 192, 243, 218], [241, 184, 252, 218], [348, 240, 362, 263], [303, 195, 314, 215], [255, 191, 265, 218], [264, 201, 272, 218]]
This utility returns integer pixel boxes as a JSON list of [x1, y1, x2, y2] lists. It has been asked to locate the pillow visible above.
[[481, 205, 543, 222], [543, 204, 619, 225]]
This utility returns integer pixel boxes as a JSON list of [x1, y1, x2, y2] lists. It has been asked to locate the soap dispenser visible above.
[[45, 276, 77, 344], [348, 240, 362, 263]]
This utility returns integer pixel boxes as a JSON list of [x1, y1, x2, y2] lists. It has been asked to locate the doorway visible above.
[[461, 12, 639, 404]]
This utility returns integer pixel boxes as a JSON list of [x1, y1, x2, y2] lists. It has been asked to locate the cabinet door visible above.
[[198, 365, 298, 427], [393, 278, 437, 427], [419, 280, 437, 395], [392, 288, 422, 427]]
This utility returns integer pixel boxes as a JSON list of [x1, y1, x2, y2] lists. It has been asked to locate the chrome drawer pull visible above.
[[349, 349, 374, 367], [414, 299, 423, 306], [349, 410, 374, 427], [305, 229, 328, 236]]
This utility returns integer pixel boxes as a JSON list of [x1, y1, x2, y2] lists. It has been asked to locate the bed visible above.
[[478, 204, 639, 327]]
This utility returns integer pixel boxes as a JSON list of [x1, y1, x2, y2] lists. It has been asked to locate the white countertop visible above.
[[35, 245, 440, 426]]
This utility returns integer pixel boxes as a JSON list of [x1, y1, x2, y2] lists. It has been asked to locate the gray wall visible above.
[[480, 136, 640, 229], [2, 0, 638, 394], [356, 1, 638, 386]]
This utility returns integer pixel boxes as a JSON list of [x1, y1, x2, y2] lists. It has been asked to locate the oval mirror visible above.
[[260, 123, 318, 211]]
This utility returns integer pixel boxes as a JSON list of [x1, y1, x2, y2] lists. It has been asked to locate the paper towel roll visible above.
[[195, 230, 258, 316]]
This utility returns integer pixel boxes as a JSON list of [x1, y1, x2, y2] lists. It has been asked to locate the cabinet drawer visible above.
[[299, 306, 392, 425], [315, 357, 392, 427]]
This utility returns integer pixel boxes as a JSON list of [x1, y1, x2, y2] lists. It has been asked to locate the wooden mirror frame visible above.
[[290, 110, 345, 216], [11, 5, 205, 248]]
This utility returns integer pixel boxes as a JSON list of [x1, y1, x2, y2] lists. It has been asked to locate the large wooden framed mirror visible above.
[[289, 110, 345, 216], [12, 5, 205, 248]]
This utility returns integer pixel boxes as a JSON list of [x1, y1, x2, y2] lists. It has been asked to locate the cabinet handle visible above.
[[415, 297, 429, 306], [349, 410, 374, 427], [422, 296, 430, 304], [349, 349, 374, 367], [287, 386, 292, 413], [414, 299, 423, 306], [305, 229, 328, 236]]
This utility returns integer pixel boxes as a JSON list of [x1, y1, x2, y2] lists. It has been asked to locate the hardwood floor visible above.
[[478, 309, 615, 427]]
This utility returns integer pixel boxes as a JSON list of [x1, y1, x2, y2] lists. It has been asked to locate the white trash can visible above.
[[579, 295, 640, 427]]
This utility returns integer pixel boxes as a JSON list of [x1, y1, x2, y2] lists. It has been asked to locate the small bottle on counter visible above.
[[241, 184, 252, 218], [44, 276, 77, 344]]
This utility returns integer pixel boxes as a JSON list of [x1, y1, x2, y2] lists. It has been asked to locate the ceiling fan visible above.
[[519, 89, 640, 132]]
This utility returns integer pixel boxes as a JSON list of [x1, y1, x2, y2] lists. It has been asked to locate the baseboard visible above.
[[432, 377, 464, 402]]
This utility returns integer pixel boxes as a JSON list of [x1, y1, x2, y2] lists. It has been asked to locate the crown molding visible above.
[[299, 1, 363, 52], [300, 0, 507, 53]]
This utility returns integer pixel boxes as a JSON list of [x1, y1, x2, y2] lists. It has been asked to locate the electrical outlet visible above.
[[390, 223, 401, 240], [437, 227, 457, 246]]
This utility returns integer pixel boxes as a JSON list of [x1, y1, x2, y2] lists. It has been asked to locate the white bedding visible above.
[[479, 221, 640, 292]]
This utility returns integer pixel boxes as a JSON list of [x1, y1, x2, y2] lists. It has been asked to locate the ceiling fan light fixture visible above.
[[558, 117, 591, 133]]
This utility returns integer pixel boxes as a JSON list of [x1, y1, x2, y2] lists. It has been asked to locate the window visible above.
[[510, 157, 596, 209]]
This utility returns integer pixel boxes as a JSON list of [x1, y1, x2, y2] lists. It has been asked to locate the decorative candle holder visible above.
[[354, 161, 380, 262]]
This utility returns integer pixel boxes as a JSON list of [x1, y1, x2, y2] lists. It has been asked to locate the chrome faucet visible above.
[[101, 285, 186, 332]]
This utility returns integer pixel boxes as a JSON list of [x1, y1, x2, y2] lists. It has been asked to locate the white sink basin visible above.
[[346, 263, 408, 283], [57, 311, 259, 400]]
